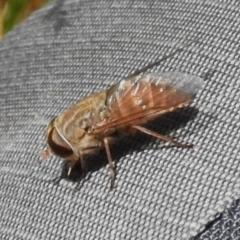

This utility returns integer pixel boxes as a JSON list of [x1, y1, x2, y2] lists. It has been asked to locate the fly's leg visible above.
[[103, 137, 116, 191], [131, 125, 193, 148], [79, 154, 87, 178], [74, 155, 91, 190], [45, 160, 76, 186], [67, 160, 78, 176]]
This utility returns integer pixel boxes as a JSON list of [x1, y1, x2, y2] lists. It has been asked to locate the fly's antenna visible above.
[[126, 39, 199, 79]]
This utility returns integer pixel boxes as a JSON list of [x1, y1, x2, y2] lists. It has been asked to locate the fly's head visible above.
[[40, 117, 78, 162]]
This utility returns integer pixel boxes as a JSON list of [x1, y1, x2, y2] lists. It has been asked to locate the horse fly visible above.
[[40, 44, 204, 190]]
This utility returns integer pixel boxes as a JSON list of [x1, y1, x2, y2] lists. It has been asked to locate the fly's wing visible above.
[[93, 72, 204, 132]]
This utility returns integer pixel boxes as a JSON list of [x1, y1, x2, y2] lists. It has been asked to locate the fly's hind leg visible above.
[[103, 137, 116, 191], [131, 125, 194, 148]]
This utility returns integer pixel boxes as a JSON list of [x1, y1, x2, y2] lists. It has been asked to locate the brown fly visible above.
[[40, 44, 204, 190]]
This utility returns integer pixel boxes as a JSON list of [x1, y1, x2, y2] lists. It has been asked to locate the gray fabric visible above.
[[0, 0, 240, 239]]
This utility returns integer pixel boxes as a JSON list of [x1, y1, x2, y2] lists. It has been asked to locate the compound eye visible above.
[[47, 127, 73, 158]]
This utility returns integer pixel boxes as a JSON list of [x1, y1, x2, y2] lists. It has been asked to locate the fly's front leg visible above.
[[74, 155, 91, 190], [67, 160, 78, 176], [79, 154, 89, 179], [131, 125, 194, 148], [103, 137, 116, 191], [67, 153, 87, 176]]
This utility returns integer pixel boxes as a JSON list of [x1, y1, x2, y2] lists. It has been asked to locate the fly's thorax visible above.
[[54, 90, 108, 138]]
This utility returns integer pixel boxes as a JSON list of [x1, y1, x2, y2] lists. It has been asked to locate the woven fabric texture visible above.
[[1, 0, 240, 239]]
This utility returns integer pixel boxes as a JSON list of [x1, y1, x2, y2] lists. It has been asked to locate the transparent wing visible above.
[[93, 72, 204, 132]]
